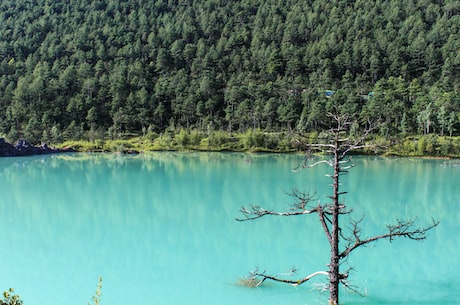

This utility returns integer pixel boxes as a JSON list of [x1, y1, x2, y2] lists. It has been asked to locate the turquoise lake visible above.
[[0, 153, 458, 305]]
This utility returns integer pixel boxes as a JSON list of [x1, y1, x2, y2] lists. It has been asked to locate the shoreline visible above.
[[2, 134, 460, 159], [0, 138, 75, 157]]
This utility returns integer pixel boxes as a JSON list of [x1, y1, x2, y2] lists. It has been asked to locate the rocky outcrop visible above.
[[0, 138, 74, 157]]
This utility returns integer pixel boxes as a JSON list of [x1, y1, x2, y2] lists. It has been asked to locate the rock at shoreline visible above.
[[0, 138, 74, 157]]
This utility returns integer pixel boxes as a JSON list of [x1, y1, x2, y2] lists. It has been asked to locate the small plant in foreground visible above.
[[1, 288, 22, 305], [88, 277, 102, 305]]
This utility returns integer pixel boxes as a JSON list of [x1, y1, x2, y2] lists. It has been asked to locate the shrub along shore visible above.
[[49, 130, 460, 158], [2, 130, 460, 158]]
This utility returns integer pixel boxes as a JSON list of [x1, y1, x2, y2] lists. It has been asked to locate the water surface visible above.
[[0, 153, 458, 305]]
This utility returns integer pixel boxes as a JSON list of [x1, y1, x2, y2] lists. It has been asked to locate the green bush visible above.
[[417, 137, 427, 155], [264, 133, 280, 150], [155, 134, 175, 150], [175, 129, 190, 147], [242, 129, 265, 149], [207, 130, 230, 147], [425, 134, 438, 155], [1, 288, 22, 305], [189, 130, 205, 146], [402, 138, 417, 155]]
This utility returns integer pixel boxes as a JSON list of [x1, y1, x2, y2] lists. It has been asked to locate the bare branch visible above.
[[236, 189, 319, 221], [318, 204, 332, 244], [293, 139, 334, 152], [339, 219, 439, 258], [341, 216, 365, 251], [286, 188, 318, 211], [236, 205, 320, 221], [247, 268, 329, 287], [340, 278, 366, 297], [323, 213, 332, 224], [334, 267, 366, 296], [322, 202, 350, 215], [337, 119, 384, 159], [292, 158, 331, 173]]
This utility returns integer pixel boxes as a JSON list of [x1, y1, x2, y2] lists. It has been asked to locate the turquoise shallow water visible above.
[[0, 153, 458, 305]]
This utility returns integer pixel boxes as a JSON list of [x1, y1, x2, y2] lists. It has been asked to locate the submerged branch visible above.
[[245, 268, 329, 287]]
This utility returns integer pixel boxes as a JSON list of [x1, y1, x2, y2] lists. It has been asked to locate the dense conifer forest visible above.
[[0, 0, 459, 149]]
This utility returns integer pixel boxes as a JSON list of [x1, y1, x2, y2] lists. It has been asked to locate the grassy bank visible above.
[[57, 129, 298, 153], [55, 130, 460, 158]]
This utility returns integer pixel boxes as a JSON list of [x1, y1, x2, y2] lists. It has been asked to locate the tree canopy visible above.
[[0, 0, 459, 143]]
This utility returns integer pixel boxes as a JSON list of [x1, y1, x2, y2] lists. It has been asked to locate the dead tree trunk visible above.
[[325, 113, 353, 305], [237, 112, 439, 305], [329, 130, 341, 305]]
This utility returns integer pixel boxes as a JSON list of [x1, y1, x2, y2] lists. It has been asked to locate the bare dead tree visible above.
[[236, 112, 439, 305]]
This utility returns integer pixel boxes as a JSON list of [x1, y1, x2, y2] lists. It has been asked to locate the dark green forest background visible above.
[[0, 0, 459, 146]]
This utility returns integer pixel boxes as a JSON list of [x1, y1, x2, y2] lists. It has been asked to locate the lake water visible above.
[[0, 153, 458, 305]]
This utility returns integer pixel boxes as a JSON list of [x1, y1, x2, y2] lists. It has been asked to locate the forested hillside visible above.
[[0, 0, 459, 144]]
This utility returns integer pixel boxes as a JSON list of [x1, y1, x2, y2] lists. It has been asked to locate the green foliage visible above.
[[175, 129, 190, 147], [58, 140, 103, 152], [88, 277, 102, 305], [189, 130, 206, 147], [207, 130, 233, 149], [0, 0, 458, 149], [386, 135, 460, 157], [55, 130, 460, 156], [242, 129, 266, 149], [155, 134, 175, 151], [1, 289, 22, 305], [170, 129, 201, 148]]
